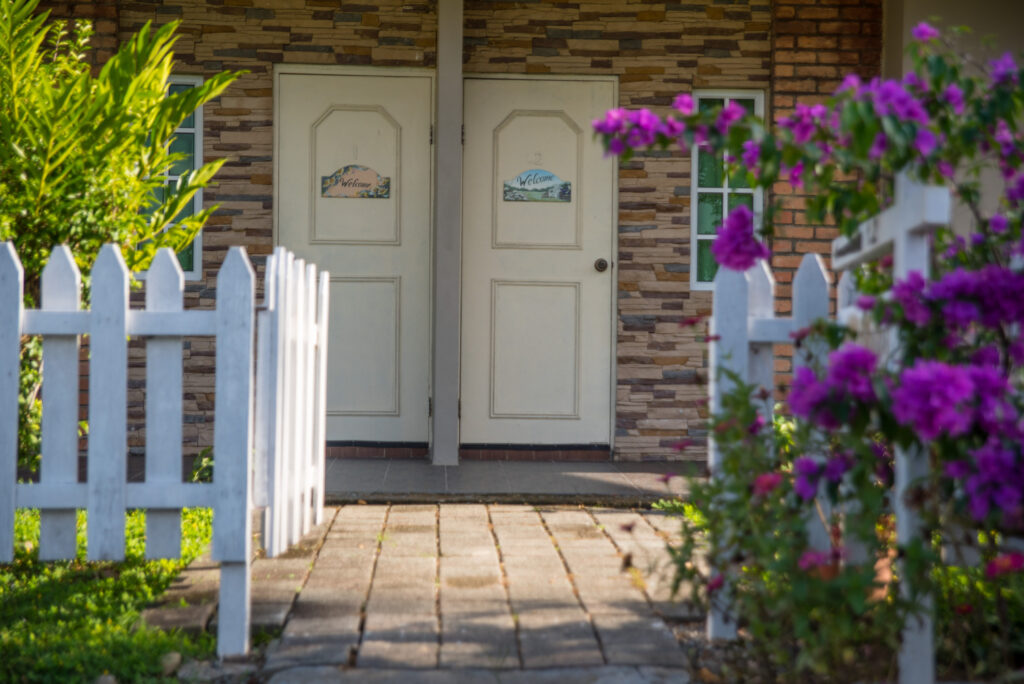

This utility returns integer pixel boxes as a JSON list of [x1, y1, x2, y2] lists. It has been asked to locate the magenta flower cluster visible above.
[[710, 205, 770, 271], [789, 344, 878, 429]]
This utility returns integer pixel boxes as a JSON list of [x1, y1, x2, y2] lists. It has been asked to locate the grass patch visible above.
[[1, 508, 215, 682]]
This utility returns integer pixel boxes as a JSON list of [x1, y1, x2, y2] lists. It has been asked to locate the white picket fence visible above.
[[0, 242, 330, 658], [254, 246, 330, 558], [708, 173, 952, 683]]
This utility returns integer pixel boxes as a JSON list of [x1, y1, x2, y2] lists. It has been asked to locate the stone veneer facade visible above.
[[38, 0, 882, 464]]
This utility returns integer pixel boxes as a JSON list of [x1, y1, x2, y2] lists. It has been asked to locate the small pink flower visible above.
[[855, 295, 876, 311], [986, 552, 1024, 578], [798, 550, 831, 571], [911, 22, 940, 42], [707, 574, 725, 593], [672, 440, 693, 451], [657, 472, 678, 484], [752, 472, 783, 496], [673, 93, 695, 116]]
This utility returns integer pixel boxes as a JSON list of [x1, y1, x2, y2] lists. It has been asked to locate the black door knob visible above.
[[594, 258, 609, 272]]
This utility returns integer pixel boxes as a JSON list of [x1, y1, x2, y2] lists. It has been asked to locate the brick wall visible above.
[[768, 0, 883, 387], [31, 0, 883, 464]]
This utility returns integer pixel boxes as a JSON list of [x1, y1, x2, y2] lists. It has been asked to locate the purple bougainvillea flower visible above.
[[748, 413, 766, 435], [943, 83, 965, 115], [938, 161, 955, 179], [855, 295, 876, 311], [825, 344, 877, 403], [790, 160, 805, 190], [911, 21, 940, 41], [753, 472, 784, 496], [835, 73, 861, 96], [593, 108, 627, 135], [914, 128, 938, 156], [657, 472, 678, 484], [869, 132, 887, 160], [891, 360, 974, 440], [824, 453, 853, 483], [798, 550, 832, 571], [710, 205, 770, 271], [741, 139, 761, 169], [673, 93, 695, 116], [606, 138, 625, 156], [716, 100, 747, 134], [893, 271, 931, 325], [658, 116, 685, 139], [793, 457, 821, 500], [789, 366, 827, 421], [707, 574, 725, 593], [991, 52, 1019, 84], [990, 214, 1009, 233]]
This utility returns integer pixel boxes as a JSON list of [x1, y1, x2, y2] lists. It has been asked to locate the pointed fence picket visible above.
[[0, 242, 330, 659], [253, 246, 330, 558], [708, 173, 953, 683]]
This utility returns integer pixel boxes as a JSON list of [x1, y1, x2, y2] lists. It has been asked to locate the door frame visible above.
[[272, 64, 438, 448], [459, 73, 620, 452]]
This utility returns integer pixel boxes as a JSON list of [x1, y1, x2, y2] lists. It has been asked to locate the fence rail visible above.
[[0, 241, 330, 658]]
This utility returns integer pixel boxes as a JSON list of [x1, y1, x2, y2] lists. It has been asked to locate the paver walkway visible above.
[[157, 504, 698, 683]]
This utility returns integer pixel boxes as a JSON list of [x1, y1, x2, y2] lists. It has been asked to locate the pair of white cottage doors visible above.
[[276, 67, 616, 454]]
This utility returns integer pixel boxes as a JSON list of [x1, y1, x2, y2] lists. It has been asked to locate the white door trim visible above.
[[460, 74, 619, 451]]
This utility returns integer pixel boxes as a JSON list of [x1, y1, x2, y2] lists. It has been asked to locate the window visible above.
[[162, 74, 204, 279], [691, 90, 764, 289]]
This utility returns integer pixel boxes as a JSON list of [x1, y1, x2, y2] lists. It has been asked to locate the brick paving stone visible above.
[[591, 613, 688, 667], [359, 614, 439, 669], [440, 613, 519, 669], [593, 509, 701, 620]]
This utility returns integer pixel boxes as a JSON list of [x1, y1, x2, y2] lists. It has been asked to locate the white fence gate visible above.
[[708, 173, 953, 683], [0, 242, 331, 658]]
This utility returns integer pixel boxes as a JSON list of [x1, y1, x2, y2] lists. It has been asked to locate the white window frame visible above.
[[140, 74, 204, 281], [690, 89, 765, 291]]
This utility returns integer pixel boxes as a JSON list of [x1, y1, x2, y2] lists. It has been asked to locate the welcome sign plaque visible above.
[[321, 164, 391, 199], [503, 169, 571, 202]]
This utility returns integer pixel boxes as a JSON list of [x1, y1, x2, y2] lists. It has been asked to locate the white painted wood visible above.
[[212, 247, 254, 564], [747, 262, 776, 419], [218, 562, 251, 658], [87, 245, 129, 561], [832, 173, 951, 272], [285, 256, 301, 547], [39, 246, 82, 561], [20, 310, 89, 335], [461, 77, 616, 444], [127, 311, 216, 336], [253, 308, 271, 511], [302, 263, 318, 531], [17, 482, 216, 509], [312, 271, 330, 524], [707, 267, 748, 642], [277, 71, 433, 444], [0, 243, 23, 563], [293, 259, 311, 538], [145, 249, 185, 560], [896, 444, 934, 684], [270, 248, 289, 557], [211, 247, 254, 658], [748, 317, 794, 344], [432, 0, 463, 466]]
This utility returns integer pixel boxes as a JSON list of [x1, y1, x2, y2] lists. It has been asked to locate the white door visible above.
[[277, 69, 432, 443], [460, 77, 616, 445]]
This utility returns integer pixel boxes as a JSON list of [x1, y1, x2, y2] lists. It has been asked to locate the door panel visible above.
[[461, 78, 615, 445], [277, 71, 432, 442]]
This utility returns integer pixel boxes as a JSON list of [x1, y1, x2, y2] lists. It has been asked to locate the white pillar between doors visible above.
[[431, 0, 463, 466]]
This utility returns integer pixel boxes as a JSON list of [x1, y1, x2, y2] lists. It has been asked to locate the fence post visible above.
[[145, 249, 185, 560], [0, 243, 23, 563], [212, 247, 255, 658], [707, 266, 750, 641], [792, 254, 833, 554], [312, 271, 330, 525], [270, 247, 291, 557], [253, 254, 275, 542], [747, 262, 775, 419], [38, 246, 83, 561], [892, 196, 934, 684], [88, 245, 129, 561]]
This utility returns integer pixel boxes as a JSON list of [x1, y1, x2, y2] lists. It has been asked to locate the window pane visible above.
[[697, 193, 723, 235], [728, 193, 754, 214], [698, 97, 723, 114], [697, 239, 718, 283], [735, 98, 756, 115], [169, 133, 195, 176], [169, 83, 196, 128], [177, 241, 194, 272], [142, 184, 166, 217], [697, 149, 723, 188]]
